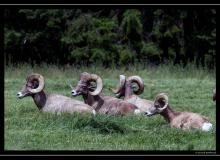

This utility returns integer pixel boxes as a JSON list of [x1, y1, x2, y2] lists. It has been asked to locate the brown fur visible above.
[[147, 93, 211, 130], [160, 106, 209, 130], [17, 74, 95, 114], [72, 72, 139, 116], [113, 75, 153, 113]]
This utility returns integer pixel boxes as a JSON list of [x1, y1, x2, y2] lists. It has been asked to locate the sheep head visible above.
[[146, 92, 169, 116], [71, 72, 103, 97], [17, 73, 45, 98], [127, 76, 144, 95], [110, 75, 144, 98]]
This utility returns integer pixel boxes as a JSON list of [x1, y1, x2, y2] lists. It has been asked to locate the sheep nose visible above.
[[71, 90, 77, 96], [144, 111, 154, 116], [17, 92, 23, 98]]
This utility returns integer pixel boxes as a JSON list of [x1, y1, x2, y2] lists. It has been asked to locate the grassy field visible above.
[[4, 63, 216, 151]]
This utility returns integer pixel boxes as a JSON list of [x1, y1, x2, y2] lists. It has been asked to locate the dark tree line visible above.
[[4, 9, 216, 68]]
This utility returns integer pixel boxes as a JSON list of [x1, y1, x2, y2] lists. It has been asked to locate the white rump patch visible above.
[[134, 109, 141, 115], [202, 122, 213, 132], [92, 110, 96, 115]]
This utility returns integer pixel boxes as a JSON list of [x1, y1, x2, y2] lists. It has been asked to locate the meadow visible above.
[[4, 63, 216, 151]]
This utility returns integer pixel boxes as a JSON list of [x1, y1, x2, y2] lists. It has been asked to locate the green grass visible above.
[[4, 63, 216, 150]]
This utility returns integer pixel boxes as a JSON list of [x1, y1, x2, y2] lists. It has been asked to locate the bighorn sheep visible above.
[[110, 75, 153, 113], [71, 72, 141, 116], [145, 93, 213, 131], [17, 73, 96, 114], [213, 88, 216, 101]]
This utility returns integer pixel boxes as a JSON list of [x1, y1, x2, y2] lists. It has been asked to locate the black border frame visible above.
[[1, 2, 219, 156]]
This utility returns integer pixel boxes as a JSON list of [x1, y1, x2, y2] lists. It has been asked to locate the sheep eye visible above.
[[82, 85, 87, 89], [26, 84, 32, 88], [78, 83, 87, 89], [154, 103, 159, 108]]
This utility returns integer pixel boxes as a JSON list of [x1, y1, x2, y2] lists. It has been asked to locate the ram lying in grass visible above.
[[5, 63, 216, 150], [17, 73, 96, 115], [145, 93, 213, 132], [110, 75, 153, 113], [71, 72, 141, 116]]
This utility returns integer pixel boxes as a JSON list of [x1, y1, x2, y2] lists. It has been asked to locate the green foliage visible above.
[[90, 48, 106, 63], [153, 9, 182, 39], [4, 29, 23, 47], [113, 44, 136, 66], [121, 9, 143, 36], [4, 29, 24, 64], [70, 47, 89, 64], [163, 25, 181, 38], [4, 9, 216, 68], [168, 47, 176, 59], [141, 42, 162, 61], [62, 14, 92, 45], [61, 14, 118, 65]]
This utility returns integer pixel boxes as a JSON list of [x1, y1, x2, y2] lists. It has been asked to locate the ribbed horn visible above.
[[110, 75, 126, 94], [27, 73, 45, 93], [88, 74, 103, 96], [127, 76, 144, 95], [156, 93, 169, 111]]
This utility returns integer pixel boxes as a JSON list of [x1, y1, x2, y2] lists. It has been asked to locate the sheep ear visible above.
[[26, 71, 34, 80], [81, 72, 89, 77]]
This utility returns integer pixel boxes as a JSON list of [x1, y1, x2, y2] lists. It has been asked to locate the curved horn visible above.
[[156, 93, 169, 111], [109, 75, 126, 94], [27, 74, 45, 93], [88, 74, 103, 96], [127, 76, 144, 95]]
